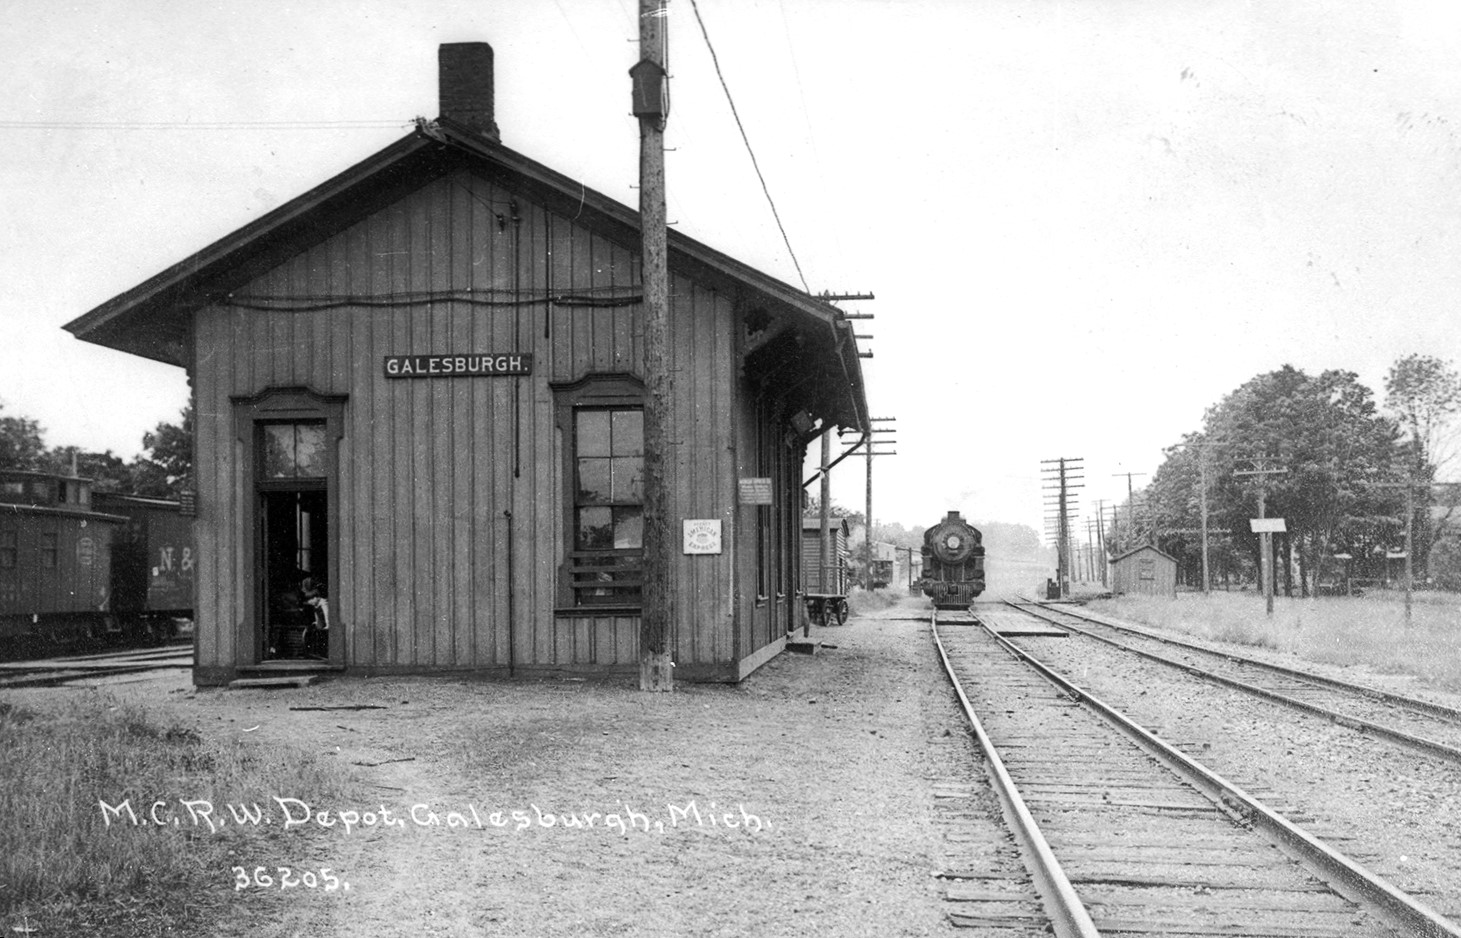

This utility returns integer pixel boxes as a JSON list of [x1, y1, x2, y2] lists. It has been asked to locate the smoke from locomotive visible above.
[[920, 510, 986, 608]]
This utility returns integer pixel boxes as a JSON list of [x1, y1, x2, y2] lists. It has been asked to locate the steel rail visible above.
[[982, 606, 1461, 938], [930, 610, 1100, 938], [0, 662, 190, 689], [1010, 600, 1461, 764], [1022, 598, 1461, 722]]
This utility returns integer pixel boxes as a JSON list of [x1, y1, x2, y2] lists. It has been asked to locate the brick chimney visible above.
[[438, 42, 500, 141]]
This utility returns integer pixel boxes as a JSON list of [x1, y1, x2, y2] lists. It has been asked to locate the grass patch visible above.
[[1086, 591, 1461, 691], [847, 586, 908, 616], [0, 693, 352, 936]]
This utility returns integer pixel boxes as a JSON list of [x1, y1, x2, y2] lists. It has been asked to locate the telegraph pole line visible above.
[[633, 0, 672, 691], [1043, 457, 1084, 597]]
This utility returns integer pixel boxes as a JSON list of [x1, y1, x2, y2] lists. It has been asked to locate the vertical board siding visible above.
[[195, 168, 751, 676]]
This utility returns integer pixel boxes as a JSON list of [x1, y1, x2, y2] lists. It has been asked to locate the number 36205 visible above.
[[232, 866, 348, 892]]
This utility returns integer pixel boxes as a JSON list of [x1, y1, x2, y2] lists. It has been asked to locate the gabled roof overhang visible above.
[[64, 118, 868, 433]]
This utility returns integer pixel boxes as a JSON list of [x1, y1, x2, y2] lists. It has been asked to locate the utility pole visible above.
[[1112, 471, 1146, 549], [1093, 500, 1108, 586], [1371, 478, 1461, 627], [1234, 463, 1288, 618], [861, 418, 896, 588], [633, 0, 672, 691], [1042, 457, 1084, 597], [819, 429, 831, 607]]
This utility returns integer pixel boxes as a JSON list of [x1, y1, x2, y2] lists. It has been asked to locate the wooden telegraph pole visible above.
[[1234, 463, 1288, 618], [1371, 478, 1461, 628], [632, 0, 673, 691]]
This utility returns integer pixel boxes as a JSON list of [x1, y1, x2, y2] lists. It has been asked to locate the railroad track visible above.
[[932, 605, 1461, 937], [1012, 599, 1461, 764], [0, 643, 192, 689]]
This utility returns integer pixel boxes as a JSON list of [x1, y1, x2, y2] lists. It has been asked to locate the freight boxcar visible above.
[[93, 491, 196, 643]]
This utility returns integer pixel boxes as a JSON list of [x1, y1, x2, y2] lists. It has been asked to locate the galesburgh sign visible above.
[[383, 353, 532, 378]]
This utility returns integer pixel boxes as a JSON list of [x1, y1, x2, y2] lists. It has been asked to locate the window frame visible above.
[[552, 373, 646, 612]]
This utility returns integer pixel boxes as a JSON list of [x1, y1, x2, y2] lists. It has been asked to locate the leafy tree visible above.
[[0, 401, 48, 470], [1385, 354, 1461, 472], [1384, 354, 1461, 574], [1148, 366, 1406, 594], [129, 405, 194, 497], [45, 447, 133, 491]]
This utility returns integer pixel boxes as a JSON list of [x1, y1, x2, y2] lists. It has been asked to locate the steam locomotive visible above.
[[920, 510, 986, 609]]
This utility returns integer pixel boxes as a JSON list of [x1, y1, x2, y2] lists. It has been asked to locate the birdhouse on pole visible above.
[[629, 59, 668, 122]]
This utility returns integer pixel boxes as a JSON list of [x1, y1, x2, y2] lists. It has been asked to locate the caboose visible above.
[[0, 470, 122, 654]]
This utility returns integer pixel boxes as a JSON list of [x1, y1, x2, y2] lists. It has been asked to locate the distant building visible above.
[[1109, 544, 1178, 597]]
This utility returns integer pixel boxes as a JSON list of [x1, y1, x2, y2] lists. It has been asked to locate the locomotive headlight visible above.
[[945, 534, 962, 550]]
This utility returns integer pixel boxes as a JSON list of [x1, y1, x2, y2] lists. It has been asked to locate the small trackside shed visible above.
[[1109, 544, 1178, 597], [64, 42, 868, 686], [800, 516, 851, 594]]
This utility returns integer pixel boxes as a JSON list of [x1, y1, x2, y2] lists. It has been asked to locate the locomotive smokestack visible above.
[[438, 42, 500, 141]]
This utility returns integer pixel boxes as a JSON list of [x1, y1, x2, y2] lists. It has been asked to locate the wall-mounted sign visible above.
[[683, 519, 722, 555], [384, 354, 532, 378], [76, 536, 95, 567], [738, 478, 774, 505], [1250, 518, 1287, 534]]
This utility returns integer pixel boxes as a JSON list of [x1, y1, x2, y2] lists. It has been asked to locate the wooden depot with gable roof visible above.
[[66, 42, 868, 686]]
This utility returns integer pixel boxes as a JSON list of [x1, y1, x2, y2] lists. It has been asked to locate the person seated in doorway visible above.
[[301, 576, 329, 659]]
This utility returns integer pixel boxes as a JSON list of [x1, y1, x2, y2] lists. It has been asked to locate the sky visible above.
[[3, 0, 1460, 541]]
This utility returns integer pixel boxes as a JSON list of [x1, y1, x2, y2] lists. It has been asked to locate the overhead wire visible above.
[[0, 119, 410, 131], [686, 0, 810, 293]]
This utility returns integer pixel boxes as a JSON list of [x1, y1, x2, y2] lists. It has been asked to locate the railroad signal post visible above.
[[1235, 463, 1288, 618]]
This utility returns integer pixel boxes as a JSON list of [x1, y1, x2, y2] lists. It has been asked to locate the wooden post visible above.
[[635, 0, 673, 691], [865, 430, 873, 590], [1258, 490, 1273, 617], [1404, 482, 1414, 628], [818, 429, 831, 600]]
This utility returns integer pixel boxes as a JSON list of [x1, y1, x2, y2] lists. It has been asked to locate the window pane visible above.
[[577, 458, 612, 504], [577, 507, 613, 549], [612, 456, 643, 502], [263, 425, 295, 478], [295, 424, 327, 478], [611, 410, 643, 456], [577, 410, 611, 457], [613, 508, 643, 549]]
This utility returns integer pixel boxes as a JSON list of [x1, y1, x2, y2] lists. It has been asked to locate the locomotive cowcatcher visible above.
[[920, 510, 986, 608]]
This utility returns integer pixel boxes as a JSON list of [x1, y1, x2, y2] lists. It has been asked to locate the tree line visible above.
[[0, 401, 193, 498], [1124, 355, 1461, 594]]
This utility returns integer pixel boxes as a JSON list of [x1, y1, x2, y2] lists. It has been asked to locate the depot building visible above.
[[66, 43, 868, 686]]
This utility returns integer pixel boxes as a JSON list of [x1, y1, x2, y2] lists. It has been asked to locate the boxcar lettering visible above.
[[158, 546, 175, 572]]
